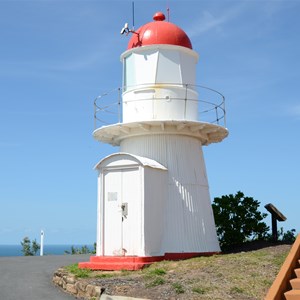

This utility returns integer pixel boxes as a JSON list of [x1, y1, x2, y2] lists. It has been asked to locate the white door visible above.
[[103, 168, 141, 256]]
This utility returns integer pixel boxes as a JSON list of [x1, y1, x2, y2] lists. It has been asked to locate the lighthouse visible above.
[[80, 12, 228, 270]]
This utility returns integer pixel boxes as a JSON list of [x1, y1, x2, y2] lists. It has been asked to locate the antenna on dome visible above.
[[132, 1, 135, 30], [167, 1, 170, 21], [120, 2, 139, 37]]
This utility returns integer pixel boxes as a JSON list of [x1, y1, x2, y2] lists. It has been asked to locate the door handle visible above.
[[121, 203, 128, 219]]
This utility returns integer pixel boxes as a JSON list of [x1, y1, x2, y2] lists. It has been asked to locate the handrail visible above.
[[265, 234, 300, 300], [93, 83, 226, 130]]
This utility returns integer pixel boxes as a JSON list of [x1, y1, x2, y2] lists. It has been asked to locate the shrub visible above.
[[21, 237, 40, 256], [212, 191, 269, 251]]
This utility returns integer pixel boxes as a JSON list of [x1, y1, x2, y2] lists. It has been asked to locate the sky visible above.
[[0, 0, 299, 245]]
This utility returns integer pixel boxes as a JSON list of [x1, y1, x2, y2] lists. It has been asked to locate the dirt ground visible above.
[[66, 243, 291, 300]]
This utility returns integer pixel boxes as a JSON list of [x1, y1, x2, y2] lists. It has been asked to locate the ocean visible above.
[[0, 244, 94, 257]]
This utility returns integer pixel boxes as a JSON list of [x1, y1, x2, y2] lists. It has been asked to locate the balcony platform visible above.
[[93, 119, 228, 146]]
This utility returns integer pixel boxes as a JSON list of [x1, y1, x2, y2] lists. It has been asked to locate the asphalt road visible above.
[[0, 254, 90, 300]]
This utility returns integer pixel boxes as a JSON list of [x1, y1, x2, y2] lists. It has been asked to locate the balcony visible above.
[[94, 83, 227, 130]]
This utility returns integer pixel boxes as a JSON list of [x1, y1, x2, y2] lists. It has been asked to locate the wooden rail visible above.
[[265, 234, 300, 300]]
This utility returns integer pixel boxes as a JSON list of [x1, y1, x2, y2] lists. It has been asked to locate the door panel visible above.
[[103, 168, 140, 256], [103, 170, 122, 255], [121, 168, 140, 256]]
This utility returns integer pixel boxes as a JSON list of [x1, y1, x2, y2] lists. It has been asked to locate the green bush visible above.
[[64, 244, 95, 255], [21, 237, 40, 256], [212, 191, 269, 251], [270, 227, 296, 244]]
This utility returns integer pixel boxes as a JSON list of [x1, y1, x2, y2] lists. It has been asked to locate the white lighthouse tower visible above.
[[80, 12, 228, 270]]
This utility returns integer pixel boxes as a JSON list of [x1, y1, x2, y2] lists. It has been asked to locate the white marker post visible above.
[[40, 230, 44, 256]]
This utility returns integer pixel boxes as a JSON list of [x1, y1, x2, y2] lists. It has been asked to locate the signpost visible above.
[[265, 203, 286, 242]]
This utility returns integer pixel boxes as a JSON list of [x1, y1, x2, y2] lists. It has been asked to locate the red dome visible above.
[[127, 12, 192, 50]]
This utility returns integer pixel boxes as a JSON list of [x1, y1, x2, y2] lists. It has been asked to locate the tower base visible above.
[[78, 252, 220, 271]]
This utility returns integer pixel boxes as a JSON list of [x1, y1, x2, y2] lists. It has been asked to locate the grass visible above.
[[145, 276, 166, 287], [192, 286, 209, 294], [66, 263, 91, 278], [146, 268, 167, 276], [172, 282, 185, 294], [63, 244, 290, 299], [143, 267, 167, 287]]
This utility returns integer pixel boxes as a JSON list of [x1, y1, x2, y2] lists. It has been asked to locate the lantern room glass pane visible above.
[[124, 53, 135, 89], [156, 50, 181, 84], [124, 51, 158, 90], [180, 52, 197, 86]]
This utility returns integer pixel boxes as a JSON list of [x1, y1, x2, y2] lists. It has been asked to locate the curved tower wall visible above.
[[120, 134, 220, 253]]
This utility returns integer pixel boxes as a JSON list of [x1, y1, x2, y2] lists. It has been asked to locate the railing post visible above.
[[184, 83, 188, 119], [222, 95, 226, 128], [215, 107, 219, 124], [94, 99, 97, 130], [118, 87, 121, 123]]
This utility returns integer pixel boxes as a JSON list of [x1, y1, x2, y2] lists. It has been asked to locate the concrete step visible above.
[[89, 255, 164, 264], [284, 290, 300, 300], [290, 278, 300, 289], [78, 255, 165, 270], [78, 261, 152, 271]]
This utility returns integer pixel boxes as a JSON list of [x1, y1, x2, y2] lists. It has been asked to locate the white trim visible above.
[[94, 152, 167, 171], [120, 44, 199, 61]]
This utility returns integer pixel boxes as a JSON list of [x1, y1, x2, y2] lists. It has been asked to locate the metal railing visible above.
[[94, 83, 226, 130]]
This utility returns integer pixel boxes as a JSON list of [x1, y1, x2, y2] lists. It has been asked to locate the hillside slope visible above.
[[61, 244, 290, 300]]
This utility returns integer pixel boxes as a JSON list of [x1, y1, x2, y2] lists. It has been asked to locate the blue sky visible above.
[[0, 0, 299, 245]]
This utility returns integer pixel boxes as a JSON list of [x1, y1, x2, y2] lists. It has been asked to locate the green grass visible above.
[[147, 268, 167, 276], [94, 273, 115, 279], [145, 276, 166, 287], [65, 264, 91, 278], [192, 286, 209, 294], [62, 244, 291, 299], [172, 282, 185, 294], [230, 286, 245, 294]]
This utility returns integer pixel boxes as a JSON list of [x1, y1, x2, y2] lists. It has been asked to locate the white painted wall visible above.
[[143, 166, 167, 256], [120, 135, 220, 253], [95, 153, 168, 257]]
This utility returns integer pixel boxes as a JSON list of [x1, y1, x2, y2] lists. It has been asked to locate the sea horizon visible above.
[[0, 244, 94, 257]]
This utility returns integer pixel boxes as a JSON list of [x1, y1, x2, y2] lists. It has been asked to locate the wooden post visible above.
[[264, 203, 286, 243], [271, 214, 278, 242]]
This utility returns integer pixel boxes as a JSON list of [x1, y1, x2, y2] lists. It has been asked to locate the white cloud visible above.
[[186, 3, 247, 38]]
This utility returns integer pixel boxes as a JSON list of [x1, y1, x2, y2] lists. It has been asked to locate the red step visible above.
[[90, 255, 163, 263], [78, 261, 147, 271], [78, 255, 164, 271], [78, 252, 218, 271]]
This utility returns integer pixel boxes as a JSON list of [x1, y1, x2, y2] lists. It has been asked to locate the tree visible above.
[[21, 237, 32, 256], [21, 237, 40, 256], [31, 239, 40, 255], [65, 245, 94, 255], [212, 191, 269, 251], [276, 227, 296, 244]]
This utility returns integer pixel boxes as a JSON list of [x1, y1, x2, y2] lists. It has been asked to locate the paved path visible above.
[[0, 254, 90, 300]]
